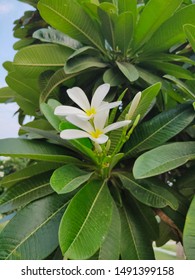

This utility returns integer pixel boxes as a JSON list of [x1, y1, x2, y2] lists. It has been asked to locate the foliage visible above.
[[0, 0, 195, 260]]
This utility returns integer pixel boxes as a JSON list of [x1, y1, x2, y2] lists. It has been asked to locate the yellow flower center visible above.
[[85, 107, 96, 117], [90, 129, 103, 138]]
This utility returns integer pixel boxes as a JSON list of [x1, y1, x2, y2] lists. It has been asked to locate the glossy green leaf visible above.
[[119, 199, 155, 260], [114, 12, 134, 54], [118, 0, 137, 26], [38, 0, 106, 54], [13, 44, 73, 77], [183, 195, 195, 259], [103, 68, 125, 86], [50, 164, 93, 194], [40, 100, 62, 131], [184, 24, 195, 52], [99, 202, 121, 260], [59, 180, 113, 259], [0, 138, 80, 164], [117, 172, 179, 210], [133, 0, 182, 49], [144, 4, 195, 52], [0, 194, 70, 260], [133, 142, 195, 179], [124, 104, 195, 157], [116, 61, 139, 82], [1, 162, 61, 188], [0, 172, 53, 214], [33, 28, 83, 49]]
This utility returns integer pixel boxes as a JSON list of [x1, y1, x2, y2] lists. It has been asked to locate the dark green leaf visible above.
[[116, 61, 139, 82]]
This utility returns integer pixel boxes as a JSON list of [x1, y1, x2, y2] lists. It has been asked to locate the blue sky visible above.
[[0, 0, 33, 139]]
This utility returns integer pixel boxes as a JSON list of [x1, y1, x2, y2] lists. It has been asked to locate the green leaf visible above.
[[119, 198, 155, 260], [114, 12, 134, 54], [6, 72, 39, 105], [183, 195, 195, 259], [0, 172, 53, 214], [98, 3, 117, 50], [123, 104, 195, 157], [1, 162, 61, 188], [33, 28, 83, 49], [117, 172, 179, 210], [109, 82, 161, 153], [40, 100, 62, 131], [99, 202, 121, 260], [59, 179, 113, 259], [50, 164, 93, 194], [116, 61, 139, 82], [118, 0, 137, 26], [184, 24, 195, 52], [13, 44, 73, 77], [40, 68, 77, 103], [0, 138, 80, 164], [0, 87, 15, 103], [0, 194, 70, 260], [133, 0, 182, 49], [64, 56, 107, 74], [38, 0, 106, 54], [103, 68, 125, 86], [144, 4, 195, 52], [133, 142, 195, 179]]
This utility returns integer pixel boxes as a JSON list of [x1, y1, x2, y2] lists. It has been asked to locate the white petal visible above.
[[91, 83, 110, 108], [93, 110, 109, 130], [98, 101, 122, 111], [104, 120, 131, 133], [54, 105, 85, 117], [67, 87, 90, 111], [66, 115, 93, 133], [90, 134, 108, 144], [60, 129, 90, 140]]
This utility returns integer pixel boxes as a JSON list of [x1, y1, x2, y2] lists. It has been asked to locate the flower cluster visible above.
[[55, 84, 132, 144]]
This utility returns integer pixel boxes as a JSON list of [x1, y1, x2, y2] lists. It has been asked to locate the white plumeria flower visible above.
[[126, 91, 142, 120], [60, 111, 131, 144], [54, 83, 122, 120]]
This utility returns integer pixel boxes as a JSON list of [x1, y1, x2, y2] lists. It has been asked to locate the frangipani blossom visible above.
[[60, 112, 131, 144], [54, 83, 121, 120]]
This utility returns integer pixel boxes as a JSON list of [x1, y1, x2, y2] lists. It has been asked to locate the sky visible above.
[[0, 0, 33, 139]]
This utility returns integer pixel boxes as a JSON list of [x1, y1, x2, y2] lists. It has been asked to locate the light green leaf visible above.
[[116, 61, 139, 82], [13, 44, 73, 77], [59, 180, 113, 259], [117, 172, 179, 210], [0, 172, 53, 214], [1, 162, 61, 188], [144, 4, 195, 52], [33, 28, 83, 49], [38, 0, 106, 54], [0, 87, 15, 103], [133, 0, 182, 49], [0, 194, 70, 260], [184, 24, 195, 52], [183, 195, 195, 259], [40, 100, 62, 131], [118, 0, 137, 26], [124, 103, 195, 157], [50, 164, 93, 194], [99, 202, 121, 260], [0, 138, 80, 164], [133, 142, 195, 179]]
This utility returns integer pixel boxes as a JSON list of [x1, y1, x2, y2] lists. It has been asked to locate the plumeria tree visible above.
[[0, 0, 195, 260]]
